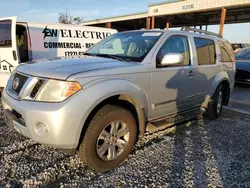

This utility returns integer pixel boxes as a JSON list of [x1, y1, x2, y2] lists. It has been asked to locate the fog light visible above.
[[35, 122, 49, 135]]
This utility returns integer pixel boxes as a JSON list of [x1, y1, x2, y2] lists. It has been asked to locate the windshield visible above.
[[86, 31, 163, 62], [235, 48, 250, 60]]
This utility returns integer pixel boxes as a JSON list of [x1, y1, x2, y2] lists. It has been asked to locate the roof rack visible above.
[[181, 26, 223, 38]]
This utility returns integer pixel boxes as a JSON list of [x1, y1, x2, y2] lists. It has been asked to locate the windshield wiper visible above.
[[83, 52, 96, 57], [83, 53, 130, 62], [95, 54, 130, 62]]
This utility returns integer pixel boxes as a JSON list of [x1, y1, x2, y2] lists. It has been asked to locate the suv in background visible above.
[[2, 27, 235, 172]]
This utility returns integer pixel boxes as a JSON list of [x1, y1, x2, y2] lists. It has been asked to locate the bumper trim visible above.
[[235, 80, 250, 84]]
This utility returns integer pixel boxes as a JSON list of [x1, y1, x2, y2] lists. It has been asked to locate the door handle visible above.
[[13, 50, 17, 61], [188, 70, 195, 77]]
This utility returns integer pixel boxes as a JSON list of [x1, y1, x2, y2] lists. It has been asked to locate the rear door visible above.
[[0, 17, 18, 88], [193, 37, 221, 104]]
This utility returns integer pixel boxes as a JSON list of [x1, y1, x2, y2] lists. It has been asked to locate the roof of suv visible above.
[[122, 29, 227, 43]]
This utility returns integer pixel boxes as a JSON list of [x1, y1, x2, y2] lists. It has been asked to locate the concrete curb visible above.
[[223, 106, 250, 115], [229, 99, 250, 106]]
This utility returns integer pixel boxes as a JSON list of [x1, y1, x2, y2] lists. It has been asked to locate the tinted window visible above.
[[0, 20, 12, 47], [207, 39, 216, 64], [157, 35, 190, 66], [194, 38, 216, 65], [220, 41, 235, 62]]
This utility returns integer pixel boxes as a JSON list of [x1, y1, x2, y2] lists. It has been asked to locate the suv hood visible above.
[[17, 56, 135, 80]]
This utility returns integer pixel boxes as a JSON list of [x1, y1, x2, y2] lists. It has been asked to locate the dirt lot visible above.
[[1, 100, 250, 188]]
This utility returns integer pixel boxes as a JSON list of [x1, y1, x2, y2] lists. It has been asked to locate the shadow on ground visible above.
[[1, 106, 250, 187]]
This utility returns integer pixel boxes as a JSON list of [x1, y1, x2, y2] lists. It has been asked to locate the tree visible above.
[[58, 10, 84, 24]]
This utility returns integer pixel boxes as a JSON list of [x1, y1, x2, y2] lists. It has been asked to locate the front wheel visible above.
[[77, 105, 137, 172], [206, 85, 224, 119]]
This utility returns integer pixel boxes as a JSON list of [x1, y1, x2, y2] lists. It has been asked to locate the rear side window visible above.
[[194, 37, 216, 65], [219, 41, 235, 62], [0, 20, 12, 47]]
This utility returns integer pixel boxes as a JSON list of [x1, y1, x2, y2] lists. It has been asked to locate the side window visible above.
[[207, 39, 216, 64], [194, 38, 216, 65], [220, 41, 235, 62], [156, 35, 190, 67], [0, 20, 12, 47]]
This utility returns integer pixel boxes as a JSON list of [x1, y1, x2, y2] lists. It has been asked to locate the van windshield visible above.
[[0, 20, 12, 47], [86, 31, 163, 62]]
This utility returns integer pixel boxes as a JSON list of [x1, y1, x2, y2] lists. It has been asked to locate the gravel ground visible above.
[[1, 101, 250, 188]]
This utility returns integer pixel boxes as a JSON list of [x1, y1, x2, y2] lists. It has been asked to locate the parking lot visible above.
[[1, 84, 250, 187], [229, 83, 250, 113]]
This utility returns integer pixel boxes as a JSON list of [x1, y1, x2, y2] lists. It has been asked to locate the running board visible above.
[[146, 107, 205, 133]]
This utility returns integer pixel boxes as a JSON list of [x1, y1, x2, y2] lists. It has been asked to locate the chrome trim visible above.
[[6, 71, 48, 101], [32, 79, 48, 100], [19, 77, 37, 100]]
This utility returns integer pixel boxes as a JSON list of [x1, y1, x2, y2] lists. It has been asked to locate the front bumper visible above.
[[235, 69, 250, 84], [2, 90, 87, 150]]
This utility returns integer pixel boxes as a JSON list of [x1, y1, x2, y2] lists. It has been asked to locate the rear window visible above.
[[0, 20, 12, 47], [219, 41, 235, 62], [194, 37, 216, 65]]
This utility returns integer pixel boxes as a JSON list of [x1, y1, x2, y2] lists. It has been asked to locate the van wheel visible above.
[[206, 85, 224, 119], [78, 105, 137, 172]]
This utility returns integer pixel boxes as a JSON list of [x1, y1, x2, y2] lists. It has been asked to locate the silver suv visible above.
[[2, 27, 235, 172]]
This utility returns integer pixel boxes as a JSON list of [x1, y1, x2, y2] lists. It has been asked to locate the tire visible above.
[[78, 104, 137, 172], [206, 84, 224, 119]]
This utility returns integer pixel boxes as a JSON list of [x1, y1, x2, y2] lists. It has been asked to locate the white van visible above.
[[0, 17, 117, 91]]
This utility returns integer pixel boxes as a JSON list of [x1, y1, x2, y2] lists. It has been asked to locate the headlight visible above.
[[35, 80, 82, 102]]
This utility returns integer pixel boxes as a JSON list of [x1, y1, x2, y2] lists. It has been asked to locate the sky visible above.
[[1, 0, 250, 43]]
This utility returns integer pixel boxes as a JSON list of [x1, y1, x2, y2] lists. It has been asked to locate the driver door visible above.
[[0, 16, 18, 88], [151, 34, 198, 119]]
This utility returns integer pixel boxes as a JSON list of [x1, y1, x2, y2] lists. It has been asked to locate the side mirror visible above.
[[161, 53, 184, 66]]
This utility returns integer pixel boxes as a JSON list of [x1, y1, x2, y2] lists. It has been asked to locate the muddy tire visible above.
[[77, 105, 137, 172], [206, 84, 224, 119]]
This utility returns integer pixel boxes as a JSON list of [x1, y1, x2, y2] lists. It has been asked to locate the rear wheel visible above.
[[78, 105, 137, 172], [206, 84, 224, 119]]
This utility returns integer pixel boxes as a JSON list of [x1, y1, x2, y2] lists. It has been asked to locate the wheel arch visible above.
[[209, 71, 231, 98], [75, 79, 149, 149], [202, 71, 231, 109]]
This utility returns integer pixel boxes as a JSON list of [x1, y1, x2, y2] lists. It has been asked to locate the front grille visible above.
[[12, 73, 28, 94], [30, 79, 46, 98], [13, 110, 22, 119]]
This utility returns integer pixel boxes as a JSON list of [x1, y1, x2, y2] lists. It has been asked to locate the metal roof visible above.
[[80, 0, 250, 32], [80, 0, 250, 26], [148, 0, 186, 7], [80, 12, 148, 26], [148, 0, 250, 17]]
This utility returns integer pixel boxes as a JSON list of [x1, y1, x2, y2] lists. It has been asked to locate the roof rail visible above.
[[181, 26, 223, 38]]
